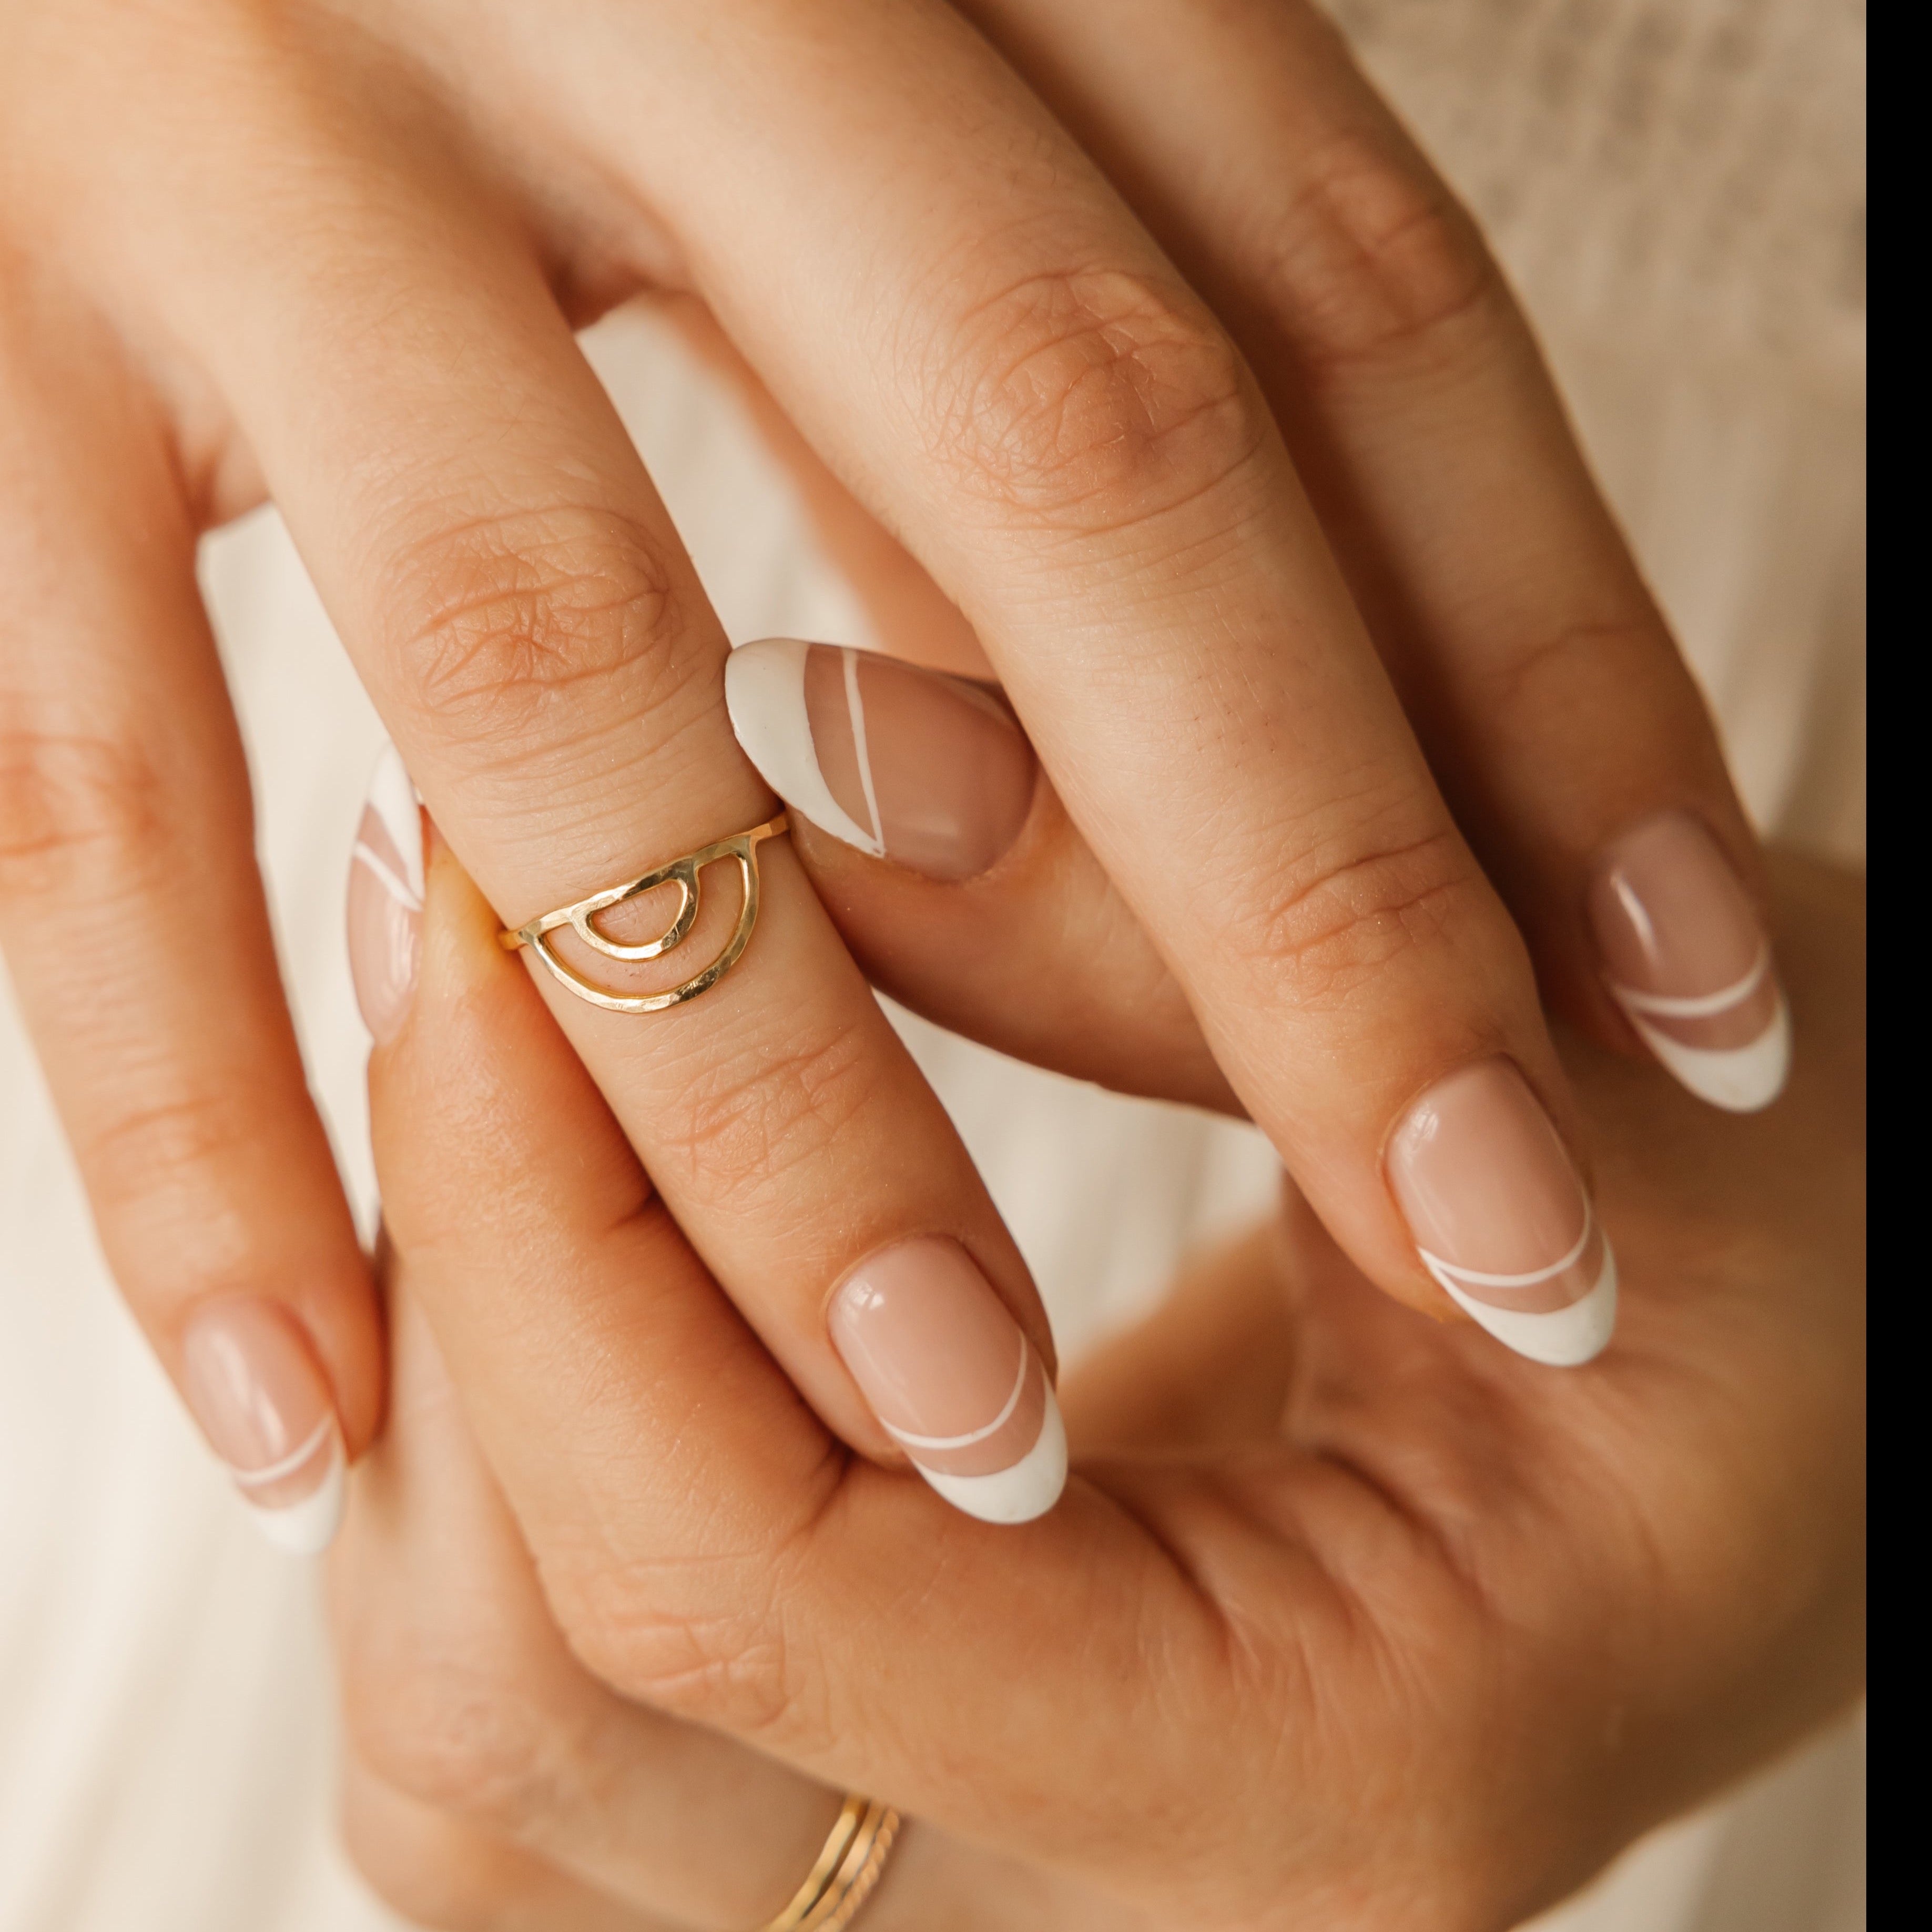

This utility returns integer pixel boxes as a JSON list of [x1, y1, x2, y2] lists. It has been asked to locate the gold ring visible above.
[[497, 814, 789, 1013], [756, 1794, 901, 1932]]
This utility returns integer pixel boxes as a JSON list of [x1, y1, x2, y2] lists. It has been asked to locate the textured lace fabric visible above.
[[1330, 0, 1866, 371]]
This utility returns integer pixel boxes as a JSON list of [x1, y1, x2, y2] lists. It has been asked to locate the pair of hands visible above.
[[332, 827, 1863, 1932], [3, 3, 1860, 1923], [4, 0, 1782, 1501]]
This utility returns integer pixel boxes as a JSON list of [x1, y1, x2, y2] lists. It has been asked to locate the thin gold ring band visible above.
[[497, 814, 789, 1013], [756, 1794, 901, 1932]]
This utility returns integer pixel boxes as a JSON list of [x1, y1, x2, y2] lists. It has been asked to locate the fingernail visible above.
[[347, 742, 424, 1044], [1587, 811, 1789, 1112], [179, 1297, 345, 1553], [726, 639, 1034, 880], [1387, 1060, 1617, 1367], [830, 1238, 1066, 1524]]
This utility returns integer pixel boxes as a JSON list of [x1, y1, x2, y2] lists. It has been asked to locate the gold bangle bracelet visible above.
[[497, 814, 788, 1013], [756, 1793, 901, 1932]]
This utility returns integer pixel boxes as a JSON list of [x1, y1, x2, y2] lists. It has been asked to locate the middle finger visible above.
[[95, 11, 1063, 1514]]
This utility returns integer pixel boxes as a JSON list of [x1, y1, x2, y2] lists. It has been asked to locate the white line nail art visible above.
[[1430, 1246, 1619, 1367], [228, 1411, 335, 1491], [843, 646, 886, 853], [364, 741, 425, 900], [913, 1390, 1067, 1526], [243, 1429, 345, 1555], [726, 639, 884, 856], [351, 840, 422, 913], [881, 1342, 1030, 1452], [1417, 1213, 1595, 1294], [1607, 943, 1788, 1114], [1610, 945, 1771, 1019], [1616, 990, 1792, 1114]]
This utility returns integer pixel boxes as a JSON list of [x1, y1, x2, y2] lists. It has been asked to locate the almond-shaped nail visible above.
[[1387, 1060, 1617, 1367], [1588, 811, 1789, 1112], [726, 639, 1034, 881], [347, 743, 424, 1045], [180, 1297, 345, 1553], [830, 1238, 1065, 1524]]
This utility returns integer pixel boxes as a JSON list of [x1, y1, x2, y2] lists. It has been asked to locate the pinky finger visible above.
[[0, 312, 379, 1549]]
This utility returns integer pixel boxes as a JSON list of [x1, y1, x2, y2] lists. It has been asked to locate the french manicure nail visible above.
[[1588, 811, 1789, 1112], [347, 742, 424, 1044], [726, 638, 1035, 880], [1387, 1060, 1617, 1367], [179, 1297, 345, 1553], [830, 1238, 1066, 1524]]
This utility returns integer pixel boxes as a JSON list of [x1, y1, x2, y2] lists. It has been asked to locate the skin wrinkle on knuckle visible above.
[[553, 1549, 824, 1750], [1241, 816, 1480, 1015], [342, 1643, 578, 1837], [1254, 129, 1497, 383], [372, 502, 706, 764], [1481, 614, 1676, 725], [658, 1010, 884, 1208], [0, 721, 180, 906], [78, 1084, 267, 1235], [908, 263, 1267, 540]]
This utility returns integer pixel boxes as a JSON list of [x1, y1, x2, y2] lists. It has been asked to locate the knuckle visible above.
[[1240, 800, 1481, 1013], [551, 1536, 830, 1753], [0, 721, 169, 904], [342, 1648, 569, 1835], [1259, 131, 1495, 378], [376, 504, 701, 762], [916, 267, 1266, 535], [79, 1087, 264, 1234], [668, 1011, 886, 1209]]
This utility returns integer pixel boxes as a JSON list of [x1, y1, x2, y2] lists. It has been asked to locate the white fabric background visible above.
[[0, 2, 1863, 1924]]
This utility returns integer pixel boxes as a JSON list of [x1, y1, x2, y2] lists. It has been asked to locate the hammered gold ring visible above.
[[754, 1794, 901, 1932], [496, 814, 789, 1013]]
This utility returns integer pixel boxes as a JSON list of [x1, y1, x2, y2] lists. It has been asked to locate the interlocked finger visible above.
[[331, 1260, 858, 1930]]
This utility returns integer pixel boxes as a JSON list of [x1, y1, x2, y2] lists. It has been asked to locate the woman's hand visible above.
[[1, 0, 1781, 1544], [329, 835, 1863, 1931]]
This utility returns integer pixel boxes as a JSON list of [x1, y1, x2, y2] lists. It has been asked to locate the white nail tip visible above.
[[239, 1431, 346, 1556], [911, 1388, 1068, 1525], [1621, 993, 1791, 1113], [725, 640, 886, 858], [365, 742, 425, 902], [1439, 1243, 1620, 1368]]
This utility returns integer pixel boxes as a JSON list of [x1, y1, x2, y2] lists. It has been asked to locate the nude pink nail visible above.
[[726, 639, 1035, 880], [1588, 811, 1789, 1112], [179, 1296, 345, 1553], [830, 1238, 1065, 1523], [1387, 1060, 1617, 1366], [346, 743, 424, 1045]]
